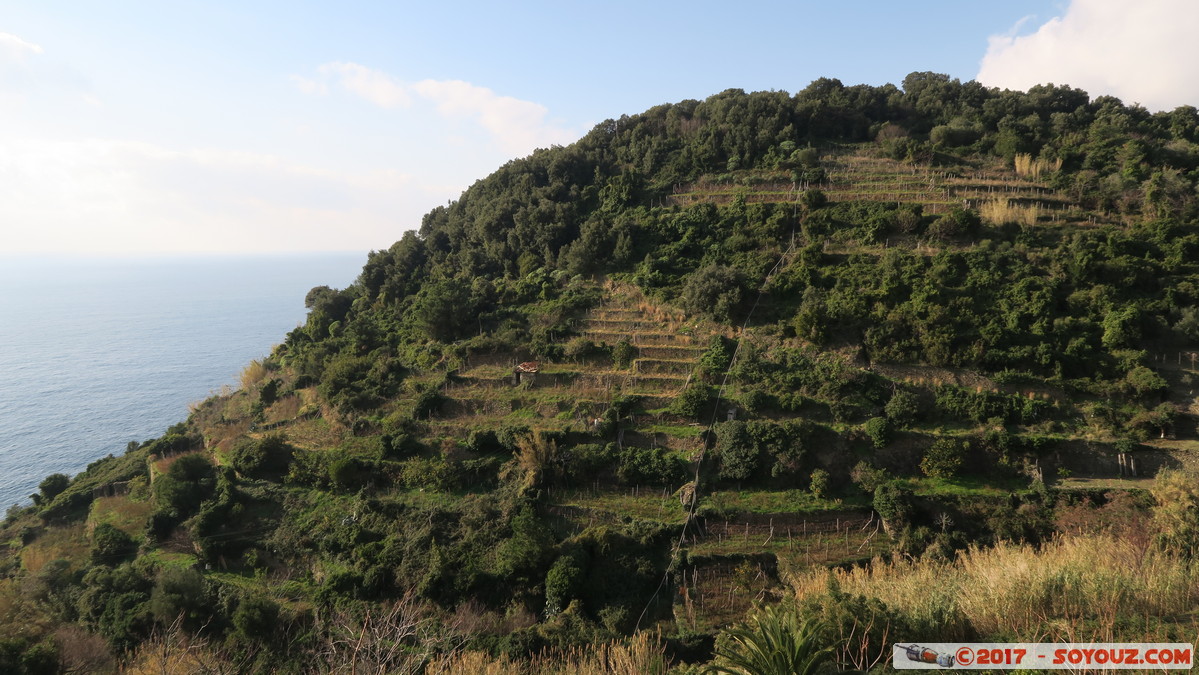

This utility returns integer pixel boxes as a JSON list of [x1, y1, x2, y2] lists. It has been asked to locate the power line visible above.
[[636, 195, 806, 630]]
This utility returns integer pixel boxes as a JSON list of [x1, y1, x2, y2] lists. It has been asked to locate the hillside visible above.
[[3, 73, 1199, 673]]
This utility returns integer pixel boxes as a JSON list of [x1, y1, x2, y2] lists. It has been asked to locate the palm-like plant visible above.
[[705, 604, 832, 675]]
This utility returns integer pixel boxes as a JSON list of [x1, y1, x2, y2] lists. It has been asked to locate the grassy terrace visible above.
[[700, 488, 866, 514]]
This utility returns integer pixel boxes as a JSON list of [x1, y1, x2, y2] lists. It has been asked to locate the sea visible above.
[[0, 253, 367, 508]]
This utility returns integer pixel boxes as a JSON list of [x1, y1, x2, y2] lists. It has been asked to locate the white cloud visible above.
[[412, 78, 576, 154], [0, 32, 43, 61], [978, 0, 1199, 112], [293, 62, 579, 155], [0, 138, 453, 255], [317, 61, 410, 108], [288, 74, 327, 96]]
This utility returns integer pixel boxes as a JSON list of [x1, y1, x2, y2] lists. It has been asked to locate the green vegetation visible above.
[[3, 73, 1199, 672]]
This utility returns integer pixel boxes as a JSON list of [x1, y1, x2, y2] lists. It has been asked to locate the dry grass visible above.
[[265, 393, 302, 424], [425, 631, 668, 674], [1014, 153, 1062, 178], [788, 534, 1199, 642], [239, 359, 269, 390], [980, 198, 1040, 226], [89, 496, 154, 539], [21, 523, 89, 573]]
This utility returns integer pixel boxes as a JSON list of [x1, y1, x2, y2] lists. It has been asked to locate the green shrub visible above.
[[850, 461, 889, 493], [232, 596, 281, 645], [809, 468, 830, 498], [618, 448, 687, 485], [680, 264, 747, 322], [716, 421, 759, 481], [740, 388, 775, 414], [230, 433, 295, 479], [149, 567, 208, 628], [37, 474, 70, 503], [564, 337, 601, 361], [873, 482, 913, 534], [413, 387, 446, 419], [921, 438, 966, 478], [708, 603, 831, 675], [863, 416, 891, 449], [90, 523, 136, 566], [672, 383, 713, 420], [612, 340, 637, 369], [699, 335, 734, 376], [153, 454, 215, 517], [884, 390, 921, 427]]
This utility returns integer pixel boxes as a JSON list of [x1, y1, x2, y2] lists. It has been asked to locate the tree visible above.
[[149, 567, 208, 629], [232, 596, 280, 645], [717, 421, 760, 481], [863, 417, 891, 449], [672, 383, 714, 420], [808, 469, 830, 498], [90, 523, 136, 565], [699, 335, 734, 377], [230, 433, 294, 479], [921, 438, 966, 478], [884, 390, 921, 427], [1102, 307, 1140, 350], [680, 264, 747, 323], [37, 474, 70, 503], [154, 454, 215, 518], [612, 340, 637, 369], [1125, 366, 1168, 398], [411, 278, 475, 342], [873, 483, 913, 536]]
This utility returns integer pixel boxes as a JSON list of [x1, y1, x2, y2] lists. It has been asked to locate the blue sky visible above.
[[1, 0, 1194, 255]]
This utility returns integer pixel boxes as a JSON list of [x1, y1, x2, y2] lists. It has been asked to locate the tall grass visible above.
[[239, 358, 269, 389], [788, 534, 1199, 642], [424, 632, 668, 674], [980, 199, 1040, 226], [1014, 153, 1062, 178]]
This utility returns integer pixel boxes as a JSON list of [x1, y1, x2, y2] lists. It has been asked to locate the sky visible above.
[[1, 0, 1196, 256]]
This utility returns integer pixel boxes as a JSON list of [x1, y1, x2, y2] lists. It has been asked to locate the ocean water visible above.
[[0, 253, 366, 508]]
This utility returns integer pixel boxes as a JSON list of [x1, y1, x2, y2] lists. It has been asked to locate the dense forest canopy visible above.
[[291, 71, 1199, 390], [3, 73, 1199, 673]]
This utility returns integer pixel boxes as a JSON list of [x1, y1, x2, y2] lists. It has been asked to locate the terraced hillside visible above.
[[668, 144, 1107, 224]]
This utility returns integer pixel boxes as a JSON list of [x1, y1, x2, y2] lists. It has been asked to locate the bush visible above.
[[873, 482, 913, 535], [545, 554, 584, 617], [801, 188, 827, 210], [679, 264, 746, 323], [90, 523, 136, 566], [671, 383, 713, 420], [926, 207, 979, 241], [149, 567, 208, 628], [850, 461, 889, 493], [698, 335, 734, 376], [921, 438, 966, 479], [612, 340, 637, 369], [232, 596, 281, 645], [711, 604, 831, 675], [413, 387, 446, 419], [618, 448, 687, 485], [154, 454, 215, 518], [564, 337, 600, 361], [740, 388, 774, 414], [38, 474, 70, 503], [716, 421, 759, 481], [863, 416, 891, 449], [230, 433, 295, 479], [809, 468, 830, 498], [884, 390, 921, 427]]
